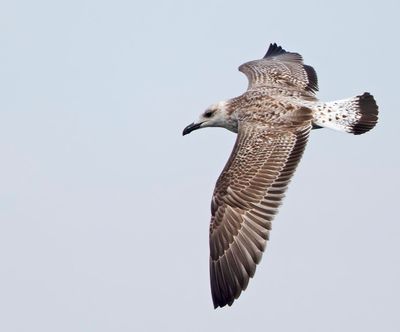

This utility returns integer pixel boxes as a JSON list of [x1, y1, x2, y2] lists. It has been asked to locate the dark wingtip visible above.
[[351, 92, 379, 135], [212, 299, 230, 309], [213, 301, 224, 309], [212, 296, 225, 309], [264, 43, 287, 58]]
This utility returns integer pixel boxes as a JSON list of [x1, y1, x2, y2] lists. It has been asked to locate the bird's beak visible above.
[[182, 122, 203, 136]]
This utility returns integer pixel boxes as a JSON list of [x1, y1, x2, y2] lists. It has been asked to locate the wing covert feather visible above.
[[209, 123, 311, 308], [238, 43, 318, 94]]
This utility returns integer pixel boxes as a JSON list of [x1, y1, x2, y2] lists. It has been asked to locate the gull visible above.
[[182, 43, 378, 308]]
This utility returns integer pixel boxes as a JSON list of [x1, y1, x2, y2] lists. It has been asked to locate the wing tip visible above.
[[212, 293, 237, 309], [263, 43, 287, 58], [212, 298, 233, 309]]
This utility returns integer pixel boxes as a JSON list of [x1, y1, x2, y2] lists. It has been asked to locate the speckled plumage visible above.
[[183, 43, 379, 309]]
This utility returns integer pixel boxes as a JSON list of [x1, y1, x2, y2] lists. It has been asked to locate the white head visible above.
[[182, 101, 237, 135]]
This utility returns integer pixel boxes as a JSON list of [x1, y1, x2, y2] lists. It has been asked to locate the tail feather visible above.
[[352, 93, 379, 135], [313, 92, 379, 135]]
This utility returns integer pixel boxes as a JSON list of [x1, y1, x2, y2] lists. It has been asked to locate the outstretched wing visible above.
[[239, 43, 318, 94], [209, 122, 311, 308]]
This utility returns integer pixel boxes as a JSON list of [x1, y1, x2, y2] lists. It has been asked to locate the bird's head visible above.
[[182, 101, 236, 135]]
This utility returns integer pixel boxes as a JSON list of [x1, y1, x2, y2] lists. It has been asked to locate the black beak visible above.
[[182, 122, 202, 136]]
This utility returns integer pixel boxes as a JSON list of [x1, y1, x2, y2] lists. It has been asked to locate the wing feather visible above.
[[209, 123, 311, 308], [238, 43, 318, 94]]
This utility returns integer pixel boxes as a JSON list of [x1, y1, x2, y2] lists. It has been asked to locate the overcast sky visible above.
[[1, 0, 399, 331]]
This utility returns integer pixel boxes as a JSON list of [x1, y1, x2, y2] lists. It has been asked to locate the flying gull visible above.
[[182, 43, 378, 308]]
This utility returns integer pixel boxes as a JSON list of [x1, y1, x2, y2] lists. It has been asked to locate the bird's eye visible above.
[[204, 110, 214, 118]]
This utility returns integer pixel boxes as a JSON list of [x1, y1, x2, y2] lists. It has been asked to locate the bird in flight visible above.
[[182, 43, 378, 309]]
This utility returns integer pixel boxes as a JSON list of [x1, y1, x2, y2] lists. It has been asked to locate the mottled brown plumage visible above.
[[182, 43, 379, 309], [239, 43, 318, 96], [210, 124, 310, 307]]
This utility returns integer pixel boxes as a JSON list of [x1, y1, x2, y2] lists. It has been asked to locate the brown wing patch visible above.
[[209, 124, 311, 308], [238, 43, 318, 95]]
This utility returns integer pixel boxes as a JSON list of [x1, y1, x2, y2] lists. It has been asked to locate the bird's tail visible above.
[[313, 92, 378, 135]]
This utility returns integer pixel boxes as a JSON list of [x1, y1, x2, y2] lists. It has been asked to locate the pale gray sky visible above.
[[0, 0, 399, 331]]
